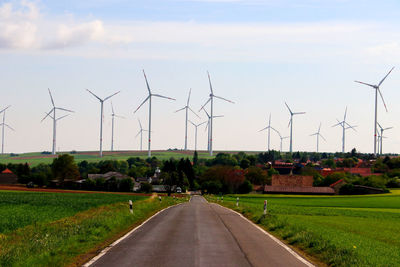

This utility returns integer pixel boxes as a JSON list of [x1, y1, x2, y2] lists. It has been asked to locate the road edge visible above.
[[82, 201, 187, 267], [211, 202, 315, 267]]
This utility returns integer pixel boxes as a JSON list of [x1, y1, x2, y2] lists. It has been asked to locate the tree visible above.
[[238, 180, 253, 194], [245, 166, 268, 185], [51, 154, 80, 183], [193, 151, 199, 166]]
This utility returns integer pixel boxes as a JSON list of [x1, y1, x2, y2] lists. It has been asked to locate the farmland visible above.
[[0, 150, 252, 166], [207, 190, 400, 267], [0, 190, 184, 266]]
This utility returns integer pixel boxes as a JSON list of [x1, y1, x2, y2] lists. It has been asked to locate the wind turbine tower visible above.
[[377, 123, 393, 155], [285, 102, 305, 153], [355, 67, 394, 155], [134, 70, 176, 157], [199, 72, 234, 156], [258, 114, 277, 151], [0, 106, 14, 154], [310, 123, 326, 153], [41, 89, 74, 155], [175, 89, 200, 150], [332, 107, 357, 153], [200, 107, 224, 152], [86, 89, 120, 157], [189, 120, 207, 151], [272, 128, 289, 152], [135, 119, 148, 151], [110, 101, 125, 152]]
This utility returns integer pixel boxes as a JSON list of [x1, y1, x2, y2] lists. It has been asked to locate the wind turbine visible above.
[[200, 107, 224, 152], [110, 101, 125, 152], [272, 128, 289, 152], [310, 123, 326, 153], [86, 88, 120, 157], [189, 120, 207, 151], [332, 107, 357, 153], [355, 67, 394, 155], [199, 72, 234, 156], [134, 70, 176, 157], [285, 102, 305, 153], [135, 119, 148, 151], [41, 89, 74, 155], [377, 123, 393, 155], [258, 114, 277, 151], [175, 89, 200, 150], [0, 106, 14, 155]]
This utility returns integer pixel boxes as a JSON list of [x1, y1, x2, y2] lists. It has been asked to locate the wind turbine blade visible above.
[[143, 70, 152, 94], [134, 96, 150, 113], [377, 88, 388, 112], [284, 102, 292, 114], [310, 133, 317, 136], [175, 107, 186, 113], [320, 134, 326, 141], [188, 120, 196, 127], [86, 89, 102, 101], [104, 91, 120, 102], [377, 122, 383, 130], [41, 108, 54, 122], [293, 112, 306, 115], [288, 119, 291, 128], [111, 101, 115, 114], [205, 121, 209, 132], [268, 113, 271, 126], [5, 124, 15, 131], [344, 106, 347, 121], [258, 127, 268, 132], [198, 121, 207, 127], [138, 118, 143, 130], [199, 98, 211, 112], [0, 105, 11, 114], [135, 130, 141, 138], [332, 120, 341, 127], [187, 88, 192, 106], [56, 114, 70, 121], [188, 107, 201, 118], [56, 107, 74, 113], [152, 94, 176, 101], [378, 67, 395, 87], [384, 127, 394, 131], [213, 115, 224, 118], [48, 88, 55, 107], [271, 127, 281, 137], [318, 122, 321, 133], [114, 115, 125, 119], [207, 71, 214, 94], [354, 80, 376, 88], [214, 95, 234, 104]]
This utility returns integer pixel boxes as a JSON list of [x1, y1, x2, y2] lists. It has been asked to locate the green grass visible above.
[[207, 192, 400, 267], [0, 150, 228, 166], [0, 190, 186, 266]]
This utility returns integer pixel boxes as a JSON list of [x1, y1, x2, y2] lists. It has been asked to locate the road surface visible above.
[[89, 196, 312, 267]]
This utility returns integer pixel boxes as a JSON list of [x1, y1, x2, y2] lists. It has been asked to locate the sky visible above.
[[1, 0, 400, 154]]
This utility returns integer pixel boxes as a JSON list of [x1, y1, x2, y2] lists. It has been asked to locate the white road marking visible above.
[[82, 202, 185, 267], [213, 203, 315, 267]]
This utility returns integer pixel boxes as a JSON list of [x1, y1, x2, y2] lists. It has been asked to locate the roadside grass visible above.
[[207, 193, 400, 267], [0, 190, 186, 266]]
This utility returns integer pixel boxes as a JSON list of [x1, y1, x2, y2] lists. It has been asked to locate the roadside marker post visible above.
[[221, 196, 223, 202], [264, 200, 267, 215], [129, 200, 133, 214], [217, 197, 220, 202], [159, 196, 162, 202], [236, 197, 239, 207]]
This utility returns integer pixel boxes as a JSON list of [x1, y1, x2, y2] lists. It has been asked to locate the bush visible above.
[[140, 182, 153, 193], [237, 180, 253, 194], [119, 178, 133, 192], [386, 178, 400, 188], [201, 180, 222, 194]]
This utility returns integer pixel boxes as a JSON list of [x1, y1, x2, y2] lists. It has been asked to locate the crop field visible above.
[[207, 190, 400, 267], [0, 150, 257, 166], [0, 190, 184, 266]]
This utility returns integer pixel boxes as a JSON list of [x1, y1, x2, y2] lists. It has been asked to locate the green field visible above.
[[207, 190, 400, 267], [0, 150, 239, 166], [0, 190, 184, 266]]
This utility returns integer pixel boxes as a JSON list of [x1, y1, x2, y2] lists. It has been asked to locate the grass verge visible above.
[[206, 193, 400, 267], [0, 194, 185, 266]]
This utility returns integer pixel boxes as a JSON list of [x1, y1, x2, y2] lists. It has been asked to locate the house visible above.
[[88, 171, 131, 181], [264, 174, 334, 195], [0, 168, 18, 184]]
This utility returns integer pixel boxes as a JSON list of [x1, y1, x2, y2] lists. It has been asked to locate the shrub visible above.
[[140, 182, 153, 193], [237, 180, 253, 194], [119, 178, 133, 192]]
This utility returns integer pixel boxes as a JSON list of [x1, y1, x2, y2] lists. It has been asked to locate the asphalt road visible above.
[[89, 196, 312, 267]]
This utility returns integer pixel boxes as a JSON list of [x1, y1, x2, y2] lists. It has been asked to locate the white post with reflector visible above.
[[129, 200, 133, 214], [264, 200, 267, 215]]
